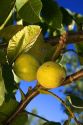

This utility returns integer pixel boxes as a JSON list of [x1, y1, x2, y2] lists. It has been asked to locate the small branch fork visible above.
[[5, 69, 83, 125]]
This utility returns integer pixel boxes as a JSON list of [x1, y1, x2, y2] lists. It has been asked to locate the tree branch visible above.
[[39, 89, 82, 125], [5, 85, 42, 124], [0, 31, 83, 49], [45, 31, 83, 45], [26, 111, 49, 122], [62, 69, 83, 86], [5, 69, 83, 124]]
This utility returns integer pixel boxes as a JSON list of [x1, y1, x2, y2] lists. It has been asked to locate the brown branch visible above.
[[45, 31, 83, 45], [26, 111, 49, 122], [62, 69, 83, 86], [0, 31, 83, 49], [52, 32, 67, 61], [38, 89, 81, 125], [5, 85, 42, 125], [40, 89, 78, 123], [5, 69, 83, 124]]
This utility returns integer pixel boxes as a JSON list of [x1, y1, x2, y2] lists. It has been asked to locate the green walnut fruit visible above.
[[13, 54, 40, 81], [37, 61, 66, 89]]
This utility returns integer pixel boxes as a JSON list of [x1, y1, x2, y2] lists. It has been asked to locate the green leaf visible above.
[[0, 49, 6, 64], [0, 25, 23, 42], [7, 25, 41, 63], [76, 43, 83, 64], [28, 33, 55, 64], [63, 120, 70, 125], [41, 0, 62, 29], [0, 0, 16, 25], [74, 14, 83, 24], [60, 7, 73, 26], [43, 121, 61, 125], [16, 0, 42, 23], [38, 22, 48, 35], [76, 43, 83, 54], [0, 98, 18, 122], [0, 65, 5, 106], [0, 123, 3, 125], [78, 56, 83, 65], [10, 112, 28, 125], [67, 95, 83, 112], [2, 63, 16, 97]]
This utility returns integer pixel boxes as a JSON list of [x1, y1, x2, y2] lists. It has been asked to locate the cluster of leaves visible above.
[[0, 0, 83, 125]]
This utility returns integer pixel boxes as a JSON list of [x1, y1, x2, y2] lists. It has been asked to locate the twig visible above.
[[45, 31, 83, 45], [5, 69, 83, 124], [26, 111, 49, 122], [15, 84, 26, 100], [62, 69, 83, 86], [5, 85, 42, 124], [0, 31, 83, 49], [52, 32, 67, 61], [39, 89, 82, 125]]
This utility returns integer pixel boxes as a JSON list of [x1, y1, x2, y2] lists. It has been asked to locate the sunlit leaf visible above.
[[16, 0, 42, 23], [7, 25, 41, 63]]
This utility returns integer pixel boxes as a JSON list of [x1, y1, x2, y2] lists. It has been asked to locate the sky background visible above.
[[16, 0, 83, 124]]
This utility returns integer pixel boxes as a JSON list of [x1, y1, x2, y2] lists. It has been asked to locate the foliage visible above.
[[0, 0, 83, 125]]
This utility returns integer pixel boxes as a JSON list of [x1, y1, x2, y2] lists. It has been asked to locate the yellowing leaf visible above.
[[7, 25, 41, 63]]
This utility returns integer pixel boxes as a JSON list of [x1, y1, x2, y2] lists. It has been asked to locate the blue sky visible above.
[[57, 0, 83, 14], [16, 0, 83, 123]]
